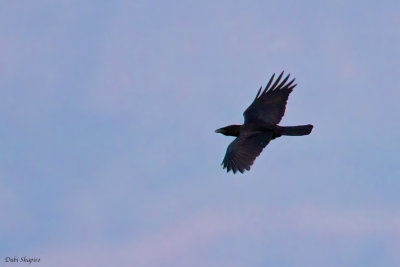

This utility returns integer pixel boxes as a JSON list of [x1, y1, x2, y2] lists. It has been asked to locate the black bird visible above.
[[215, 71, 313, 173]]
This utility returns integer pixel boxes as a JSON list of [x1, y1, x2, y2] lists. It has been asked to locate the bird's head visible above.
[[215, 125, 241, 137]]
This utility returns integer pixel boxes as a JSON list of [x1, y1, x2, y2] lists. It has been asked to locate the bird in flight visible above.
[[215, 71, 313, 173]]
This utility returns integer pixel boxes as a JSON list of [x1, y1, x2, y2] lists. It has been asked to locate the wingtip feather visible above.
[[276, 73, 290, 91], [263, 73, 275, 94], [270, 71, 284, 90], [255, 86, 262, 100]]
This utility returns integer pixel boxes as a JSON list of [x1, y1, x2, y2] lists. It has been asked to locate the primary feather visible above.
[[243, 71, 296, 125]]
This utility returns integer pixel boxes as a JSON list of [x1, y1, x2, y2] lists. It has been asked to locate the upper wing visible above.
[[243, 71, 296, 125], [221, 131, 273, 173]]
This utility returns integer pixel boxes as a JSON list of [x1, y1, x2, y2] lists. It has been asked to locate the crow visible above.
[[215, 71, 313, 173]]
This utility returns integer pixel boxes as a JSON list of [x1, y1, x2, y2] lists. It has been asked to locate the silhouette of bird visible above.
[[215, 71, 313, 173]]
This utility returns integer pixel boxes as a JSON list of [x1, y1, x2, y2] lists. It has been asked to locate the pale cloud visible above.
[[36, 210, 243, 267], [33, 205, 400, 267]]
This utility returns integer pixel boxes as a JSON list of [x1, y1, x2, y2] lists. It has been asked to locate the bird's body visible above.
[[215, 71, 313, 173]]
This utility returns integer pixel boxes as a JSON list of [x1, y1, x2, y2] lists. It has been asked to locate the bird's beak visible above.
[[215, 128, 223, 133]]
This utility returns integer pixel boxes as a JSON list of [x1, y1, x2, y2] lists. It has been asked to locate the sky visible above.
[[1, 0, 400, 266]]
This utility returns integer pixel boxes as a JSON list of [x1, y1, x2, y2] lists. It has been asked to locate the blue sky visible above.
[[1, 1, 400, 266]]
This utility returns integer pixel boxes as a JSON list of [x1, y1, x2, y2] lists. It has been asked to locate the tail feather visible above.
[[280, 125, 313, 136]]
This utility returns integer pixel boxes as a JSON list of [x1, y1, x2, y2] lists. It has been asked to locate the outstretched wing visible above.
[[221, 132, 273, 173], [243, 71, 296, 125]]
